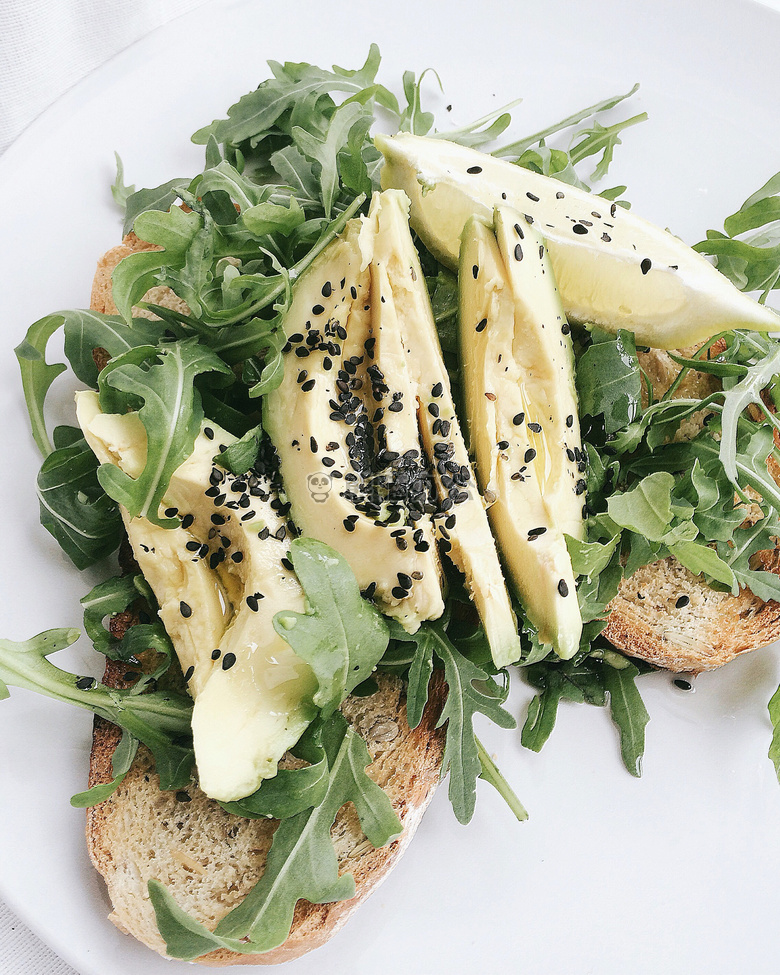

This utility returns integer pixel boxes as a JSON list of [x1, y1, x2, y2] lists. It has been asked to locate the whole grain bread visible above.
[[602, 346, 780, 672], [88, 658, 447, 965]]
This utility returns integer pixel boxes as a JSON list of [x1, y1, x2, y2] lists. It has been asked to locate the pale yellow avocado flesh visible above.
[[377, 132, 779, 350], [264, 220, 446, 632], [459, 213, 583, 659], [76, 391, 317, 803], [365, 191, 522, 668]]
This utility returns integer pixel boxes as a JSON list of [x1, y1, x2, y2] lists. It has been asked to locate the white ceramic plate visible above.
[[2, 0, 780, 972]]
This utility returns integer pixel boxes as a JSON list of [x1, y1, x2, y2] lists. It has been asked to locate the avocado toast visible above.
[[4, 47, 780, 968]]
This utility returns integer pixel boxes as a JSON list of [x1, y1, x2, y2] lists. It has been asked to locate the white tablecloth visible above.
[[2, 0, 780, 971]]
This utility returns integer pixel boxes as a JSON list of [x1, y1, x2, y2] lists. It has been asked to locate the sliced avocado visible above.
[[76, 391, 317, 802], [458, 212, 583, 659], [264, 220, 446, 632], [376, 132, 779, 349], [365, 190, 522, 668]]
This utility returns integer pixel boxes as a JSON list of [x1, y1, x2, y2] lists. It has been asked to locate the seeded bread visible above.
[[87, 656, 447, 965], [602, 346, 780, 672]]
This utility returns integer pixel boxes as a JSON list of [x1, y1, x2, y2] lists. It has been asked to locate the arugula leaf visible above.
[[213, 424, 263, 474], [607, 471, 676, 541], [80, 572, 156, 657], [521, 658, 607, 752], [395, 620, 515, 825], [0, 629, 193, 790], [14, 315, 67, 456], [96, 340, 233, 527], [70, 728, 139, 808], [694, 170, 780, 300], [493, 84, 641, 160], [112, 206, 203, 323], [122, 177, 190, 237], [111, 152, 135, 212], [191, 45, 396, 148], [273, 538, 389, 717], [577, 327, 641, 435], [37, 427, 122, 569], [149, 711, 401, 960], [475, 738, 528, 822], [602, 660, 649, 777], [769, 684, 780, 782], [218, 718, 329, 820]]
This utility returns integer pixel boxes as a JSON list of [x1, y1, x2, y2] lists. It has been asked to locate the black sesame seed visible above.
[[392, 586, 408, 599], [312, 304, 325, 315], [673, 678, 693, 691], [675, 595, 690, 609], [558, 579, 569, 597], [514, 243, 523, 261], [180, 601, 192, 618], [432, 382, 443, 397], [566, 415, 574, 428], [428, 402, 440, 417], [185, 540, 200, 552], [602, 233, 611, 242], [388, 401, 403, 413], [525, 448, 537, 463], [497, 440, 510, 450], [343, 518, 356, 532], [397, 572, 413, 590], [301, 379, 316, 392], [183, 665, 195, 682], [467, 165, 483, 174], [164, 506, 178, 518], [222, 652, 237, 671], [176, 791, 192, 803], [211, 648, 222, 660], [472, 264, 479, 279], [181, 513, 194, 530], [281, 557, 294, 571], [75, 676, 96, 690], [573, 224, 588, 235], [310, 437, 318, 453], [528, 422, 542, 433], [204, 427, 214, 440]]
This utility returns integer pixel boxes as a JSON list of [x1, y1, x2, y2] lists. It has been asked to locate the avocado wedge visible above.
[[458, 211, 583, 659], [76, 391, 317, 802], [376, 132, 778, 349], [365, 191, 521, 668], [263, 220, 445, 632]]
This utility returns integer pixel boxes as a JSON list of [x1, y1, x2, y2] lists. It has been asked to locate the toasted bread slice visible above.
[[601, 346, 780, 672], [87, 657, 446, 965]]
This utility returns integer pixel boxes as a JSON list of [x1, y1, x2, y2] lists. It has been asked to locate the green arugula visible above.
[[148, 710, 401, 960], [96, 340, 232, 527], [273, 539, 389, 718], [37, 426, 123, 570], [390, 618, 516, 825], [0, 629, 193, 791]]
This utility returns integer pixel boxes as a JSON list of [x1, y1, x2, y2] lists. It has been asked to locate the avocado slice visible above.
[[76, 391, 317, 802], [264, 220, 445, 632], [376, 132, 779, 349], [458, 211, 583, 659], [365, 190, 521, 668]]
